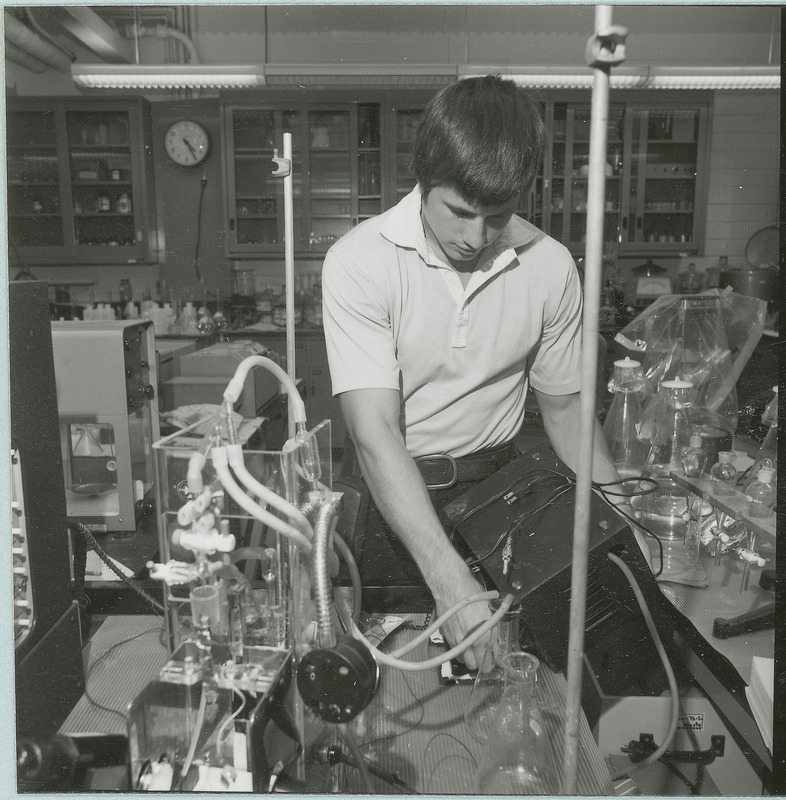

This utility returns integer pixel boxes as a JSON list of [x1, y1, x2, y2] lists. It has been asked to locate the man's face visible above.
[[420, 185, 518, 267]]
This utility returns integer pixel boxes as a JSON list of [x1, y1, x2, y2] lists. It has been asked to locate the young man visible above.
[[322, 75, 621, 670]]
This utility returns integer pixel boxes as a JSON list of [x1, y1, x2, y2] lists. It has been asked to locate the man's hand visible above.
[[433, 564, 493, 672]]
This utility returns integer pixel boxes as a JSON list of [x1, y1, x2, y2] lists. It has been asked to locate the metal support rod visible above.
[[282, 132, 297, 439], [562, 5, 613, 793]]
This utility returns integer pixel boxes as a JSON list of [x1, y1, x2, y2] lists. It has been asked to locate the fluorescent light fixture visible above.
[[72, 64, 267, 89], [263, 64, 458, 87], [459, 66, 780, 90]]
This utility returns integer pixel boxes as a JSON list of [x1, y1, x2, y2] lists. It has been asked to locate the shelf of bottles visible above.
[[65, 110, 137, 249], [307, 108, 354, 252], [630, 108, 702, 249], [230, 109, 304, 250], [356, 103, 382, 225], [6, 110, 65, 249], [393, 108, 422, 203], [547, 103, 627, 251]]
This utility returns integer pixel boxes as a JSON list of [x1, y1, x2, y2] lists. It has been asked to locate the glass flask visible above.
[[746, 467, 775, 519], [466, 610, 520, 744], [710, 451, 737, 498], [680, 434, 707, 478], [743, 386, 777, 496], [474, 652, 558, 796], [640, 377, 695, 518], [603, 358, 649, 479]]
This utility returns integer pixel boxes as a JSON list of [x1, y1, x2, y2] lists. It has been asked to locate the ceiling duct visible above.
[[4, 12, 73, 72], [30, 7, 133, 63]]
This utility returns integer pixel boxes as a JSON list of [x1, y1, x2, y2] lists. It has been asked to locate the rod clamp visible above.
[[271, 148, 291, 177], [586, 25, 628, 69]]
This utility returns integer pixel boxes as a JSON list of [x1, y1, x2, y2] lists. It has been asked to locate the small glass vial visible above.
[[710, 451, 737, 497], [680, 434, 706, 478], [746, 467, 775, 519]]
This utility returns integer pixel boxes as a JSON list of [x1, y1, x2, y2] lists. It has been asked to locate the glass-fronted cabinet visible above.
[[223, 101, 383, 257], [6, 98, 156, 265], [385, 105, 423, 206], [626, 106, 708, 253], [538, 95, 709, 256]]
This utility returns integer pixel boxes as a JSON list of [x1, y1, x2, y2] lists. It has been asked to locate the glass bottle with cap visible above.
[[680, 434, 707, 478], [603, 358, 649, 479], [640, 377, 695, 518], [746, 467, 775, 519]]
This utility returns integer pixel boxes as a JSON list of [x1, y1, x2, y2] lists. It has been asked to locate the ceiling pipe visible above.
[[129, 23, 200, 65], [4, 12, 73, 72], [4, 40, 48, 73]]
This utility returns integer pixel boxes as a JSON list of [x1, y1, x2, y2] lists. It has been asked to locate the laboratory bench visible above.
[[61, 532, 776, 795]]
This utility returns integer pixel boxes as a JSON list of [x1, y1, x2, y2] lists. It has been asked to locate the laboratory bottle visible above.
[[680, 434, 706, 478], [746, 467, 775, 519], [474, 652, 559, 796], [709, 451, 737, 497], [640, 377, 695, 517], [466, 609, 520, 744], [743, 386, 777, 495], [603, 358, 648, 479]]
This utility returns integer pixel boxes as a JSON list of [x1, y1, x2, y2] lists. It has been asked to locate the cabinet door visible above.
[[224, 106, 306, 255], [625, 106, 708, 254], [384, 105, 423, 207], [6, 105, 71, 262], [7, 98, 155, 266], [546, 101, 626, 252], [64, 100, 154, 262], [305, 105, 356, 253]]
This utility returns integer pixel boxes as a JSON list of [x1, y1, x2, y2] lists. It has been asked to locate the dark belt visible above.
[[415, 440, 518, 490]]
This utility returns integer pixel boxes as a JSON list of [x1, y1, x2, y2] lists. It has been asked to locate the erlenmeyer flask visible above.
[[641, 377, 695, 518], [743, 385, 777, 495], [466, 609, 520, 744], [474, 652, 558, 796], [603, 358, 648, 479]]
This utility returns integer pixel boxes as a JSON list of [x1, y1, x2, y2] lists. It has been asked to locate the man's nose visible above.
[[462, 218, 487, 249]]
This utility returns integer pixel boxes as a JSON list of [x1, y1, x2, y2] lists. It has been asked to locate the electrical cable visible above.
[[598, 497, 665, 578], [391, 590, 499, 657], [193, 168, 207, 283], [336, 724, 373, 794], [607, 552, 680, 781], [83, 625, 165, 724], [350, 593, 515, 672], [67, 520, 166, 614]]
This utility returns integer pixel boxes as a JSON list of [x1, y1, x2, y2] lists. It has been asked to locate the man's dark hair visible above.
[[412, 75, 545, 207]]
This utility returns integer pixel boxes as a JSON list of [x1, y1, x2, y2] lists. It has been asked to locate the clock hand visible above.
[[183, 137, 198, 160]]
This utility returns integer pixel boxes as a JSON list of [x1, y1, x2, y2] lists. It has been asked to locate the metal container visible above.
[[719, 268, 778, 302]]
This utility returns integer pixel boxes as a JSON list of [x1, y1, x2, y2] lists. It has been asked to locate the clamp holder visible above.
[[271, 148, 291, 177], [586, 25, 628, 69]]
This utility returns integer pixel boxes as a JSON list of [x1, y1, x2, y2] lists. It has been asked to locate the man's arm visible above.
[[532, 389, 619, 484], [340, 387, 492, 670], [534, 388, 652, 564]]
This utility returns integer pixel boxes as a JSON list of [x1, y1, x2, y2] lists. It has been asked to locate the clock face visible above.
[[164, 120, 210, 166]]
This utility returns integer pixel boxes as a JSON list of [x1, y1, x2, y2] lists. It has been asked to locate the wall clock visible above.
[[164, 120, 210, 167]]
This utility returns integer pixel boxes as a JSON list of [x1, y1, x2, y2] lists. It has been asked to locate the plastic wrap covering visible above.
[[614, 288, 767, 440]]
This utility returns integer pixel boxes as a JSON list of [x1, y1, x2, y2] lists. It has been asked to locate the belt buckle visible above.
[[416, 454, 458, 490]]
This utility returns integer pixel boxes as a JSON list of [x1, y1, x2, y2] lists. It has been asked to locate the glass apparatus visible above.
[[640, 377, 695, 518], [466, 610, 520, 744], [743, 385, 777, 495], [603, 358, 648, 479], [746, 466, 775, 519], [474, 652, 559, 796]]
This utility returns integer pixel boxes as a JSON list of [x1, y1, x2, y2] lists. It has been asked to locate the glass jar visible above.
[[709, 451, 737, 498], [680, 434, 706, 478], [603, 358, 648, 479], [746, 467, 775, 519]]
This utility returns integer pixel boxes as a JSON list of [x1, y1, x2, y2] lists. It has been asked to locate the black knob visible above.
[[143, 385, 155, 399]]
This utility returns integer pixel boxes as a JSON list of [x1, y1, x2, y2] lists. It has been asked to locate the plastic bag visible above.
[[615, 287, 767, 438]]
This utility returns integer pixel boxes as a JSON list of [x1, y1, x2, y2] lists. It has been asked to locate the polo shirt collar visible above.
[[380, 185, 541, 262]]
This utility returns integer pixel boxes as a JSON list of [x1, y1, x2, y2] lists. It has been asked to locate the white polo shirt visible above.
[[322, 186, 583, 458]]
